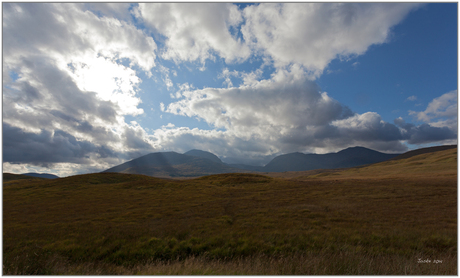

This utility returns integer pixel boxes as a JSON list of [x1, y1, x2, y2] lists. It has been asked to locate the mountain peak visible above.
[[184, 149, 222, 164]]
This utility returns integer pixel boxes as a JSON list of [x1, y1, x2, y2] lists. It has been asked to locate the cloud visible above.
[[401, 90, 458, 144], [83, 3, 133, 22], [3, 3, 157, 73], [394, 117, 457, 145], [2, 3, 159, 175], [3, 122, 117, 166], [241, 3, 420, 77], [163, 68, 414, 157], [134, 3, 419, 77], [135, 3, 251, 65], [167, 66, 353, 138], [406, 95, 417, 101], [409, 90, 457, 128]]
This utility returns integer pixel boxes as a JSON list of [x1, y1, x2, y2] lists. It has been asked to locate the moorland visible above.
[[3, 147, 457, 274]]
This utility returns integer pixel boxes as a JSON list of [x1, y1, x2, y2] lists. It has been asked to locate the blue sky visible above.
[[3, 3, 457, 176]]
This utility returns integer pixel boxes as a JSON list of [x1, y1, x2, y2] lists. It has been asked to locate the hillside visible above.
[[262, 146, 399, 172], [3, 147, 457, 274], [265, 146, 457, 180], [103, 151, 245, 177], [389, 144, 456, 161]]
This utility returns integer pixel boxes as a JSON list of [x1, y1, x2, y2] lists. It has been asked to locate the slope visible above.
[[284, 146, 457, 181], [388, 144, 456, 161]]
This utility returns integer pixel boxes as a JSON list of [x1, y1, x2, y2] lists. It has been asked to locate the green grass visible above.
[[3, 149, 457, 274]]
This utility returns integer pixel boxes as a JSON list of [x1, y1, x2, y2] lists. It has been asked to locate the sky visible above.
[[2, 2, 458, 177]]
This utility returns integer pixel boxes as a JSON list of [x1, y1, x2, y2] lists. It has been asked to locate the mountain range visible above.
[[103, 145, 457, 178]]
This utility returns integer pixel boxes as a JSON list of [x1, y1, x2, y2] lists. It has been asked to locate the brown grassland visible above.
[[3, 148, 457, 274]]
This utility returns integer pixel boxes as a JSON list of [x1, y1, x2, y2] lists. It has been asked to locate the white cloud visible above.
[[410, 90, 457, 121], [407, 95, 417, 101], [83, 3, 133, 22], [135, 3, 251, 65], [241, 3, 420, 77], [167, 67, 351, 138], [409, 90, 458, 131]]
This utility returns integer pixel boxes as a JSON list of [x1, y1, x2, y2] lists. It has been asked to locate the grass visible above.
[[3, 149, 457, 274]]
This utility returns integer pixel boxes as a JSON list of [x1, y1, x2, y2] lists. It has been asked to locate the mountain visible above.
[[262, 146, 400, 172], [184, 149, 223, 164], [184, 149, 266, 172], [103, 151, 245, 177], [23, 173, 59, 179]]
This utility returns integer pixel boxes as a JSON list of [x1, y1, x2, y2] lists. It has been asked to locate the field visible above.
[[3, 148, 457, 274]]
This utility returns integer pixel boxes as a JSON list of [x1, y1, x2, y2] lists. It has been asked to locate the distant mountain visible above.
[[103, 146, 454, 178], [184, 149, 223, 164], [103, 151, 245, 177], [262, 146, 400, 172], [23, 173, 59, 179], [3, 173, 59, 182]]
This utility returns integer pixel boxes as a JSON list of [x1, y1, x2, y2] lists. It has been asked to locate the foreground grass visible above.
[[3, 149, 457, 274], [5, 252, 456, 275]]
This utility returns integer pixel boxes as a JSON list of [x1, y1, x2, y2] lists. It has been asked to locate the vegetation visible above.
[[3, 149, 457, 274]]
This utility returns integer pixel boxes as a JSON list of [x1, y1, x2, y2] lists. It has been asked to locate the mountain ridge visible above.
[[103, 145, 457, 178], [103, 146, 410, 177], [261, 146, 400, 172]]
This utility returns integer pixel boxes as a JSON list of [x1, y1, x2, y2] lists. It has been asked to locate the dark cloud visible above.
[[123, 126, 156, 152], [3, 123, 118, 166], [2, 3, 89, 59], [395, 118, 457, 144]]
